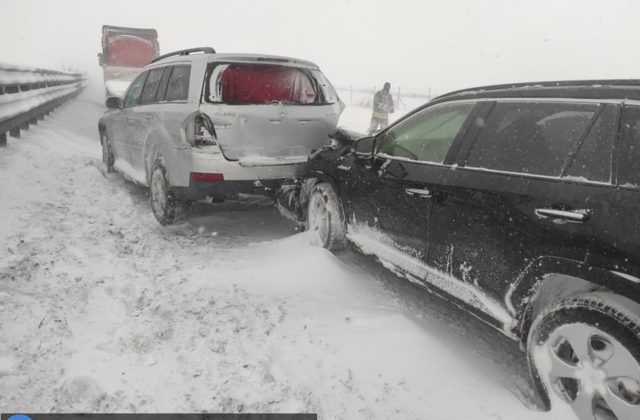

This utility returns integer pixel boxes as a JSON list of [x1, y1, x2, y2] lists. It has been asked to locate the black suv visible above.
[[280, 80, 640, 420]]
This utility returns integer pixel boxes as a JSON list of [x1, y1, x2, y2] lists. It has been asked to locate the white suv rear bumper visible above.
[[167, 148, 307, 199]]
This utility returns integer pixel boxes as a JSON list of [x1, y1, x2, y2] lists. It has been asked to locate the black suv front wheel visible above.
[[306, 183, 346, 251], [528, 295, 640, 420]]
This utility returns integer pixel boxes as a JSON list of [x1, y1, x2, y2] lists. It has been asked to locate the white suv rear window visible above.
[[207, 64, 326, 105]]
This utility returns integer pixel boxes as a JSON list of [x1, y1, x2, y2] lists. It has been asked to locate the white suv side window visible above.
[[139, 67, 166, 105], [165, 65, 191, 102], [123, 71, 148, 108]]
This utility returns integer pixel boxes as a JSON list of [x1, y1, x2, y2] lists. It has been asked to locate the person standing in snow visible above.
[[368, 82, 395, 134]]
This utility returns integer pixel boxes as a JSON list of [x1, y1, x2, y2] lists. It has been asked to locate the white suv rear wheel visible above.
[[150, 161, 180, 225]]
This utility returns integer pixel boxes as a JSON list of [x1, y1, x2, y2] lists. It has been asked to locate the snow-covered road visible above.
[[1, 94, 553, 419]]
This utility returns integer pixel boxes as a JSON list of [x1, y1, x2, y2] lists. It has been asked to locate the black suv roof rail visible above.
[[151, 47, 216, 64], [435, 79, 640, 101]]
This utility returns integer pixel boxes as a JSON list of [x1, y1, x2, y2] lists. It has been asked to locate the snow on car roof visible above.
[[433, 79, 640, 103], [149, 52, 319, 70]]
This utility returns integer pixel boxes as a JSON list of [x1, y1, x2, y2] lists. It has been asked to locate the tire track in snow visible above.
[[0, 97, 356, 415]]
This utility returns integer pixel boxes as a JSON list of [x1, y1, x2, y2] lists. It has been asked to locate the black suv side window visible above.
[[377, 102, 475, 163], [123, 71, 148, 108], [465, 101, 599, 176], [165, 65, 191, 102], [564, 104, 617, 183], [618, 106, 640, 187], [139, 67, 165, 105]]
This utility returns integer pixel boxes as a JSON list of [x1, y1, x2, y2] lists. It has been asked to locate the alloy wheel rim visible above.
[[308, 193, 329, 245], [544, 323, 640, 420], [151, 169, 167, 217]]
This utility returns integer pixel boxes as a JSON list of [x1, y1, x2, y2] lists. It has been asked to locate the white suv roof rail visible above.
[[151, 47, 216, 64]]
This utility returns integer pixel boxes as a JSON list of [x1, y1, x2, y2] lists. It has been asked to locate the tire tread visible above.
[[532, 296, 640, 341], [308, 183, 347, 251], [150, 160, 181, 226]]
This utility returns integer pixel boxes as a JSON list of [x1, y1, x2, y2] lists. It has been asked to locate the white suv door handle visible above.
[[535, 208, 589, 223], [405, 188, 432, 198]]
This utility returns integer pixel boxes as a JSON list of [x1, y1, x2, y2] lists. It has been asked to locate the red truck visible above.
[[98, 25, 160, 98]]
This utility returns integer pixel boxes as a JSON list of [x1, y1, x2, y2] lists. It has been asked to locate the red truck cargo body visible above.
[[98, 25, 159, 98]]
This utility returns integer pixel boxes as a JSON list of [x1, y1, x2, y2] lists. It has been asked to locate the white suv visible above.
[[98, 47, 344, 224]]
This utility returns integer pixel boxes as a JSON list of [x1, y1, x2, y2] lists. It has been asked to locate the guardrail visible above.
[[0, 63, 87, 147]]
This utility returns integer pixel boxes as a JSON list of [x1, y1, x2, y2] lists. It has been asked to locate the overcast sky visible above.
[[2, 0, 639, 95]]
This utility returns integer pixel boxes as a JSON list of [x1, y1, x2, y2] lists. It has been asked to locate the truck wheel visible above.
[[306, 183, 346, 251], [100, 130, 114, 173], [150, 161, 180, 225], [528, 295, 640, 420]]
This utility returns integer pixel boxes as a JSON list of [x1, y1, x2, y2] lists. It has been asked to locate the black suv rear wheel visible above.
[[528, 295, 640, 420]]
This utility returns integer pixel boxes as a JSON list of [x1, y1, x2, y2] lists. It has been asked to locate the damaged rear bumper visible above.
[[174, 178, 286, 200]]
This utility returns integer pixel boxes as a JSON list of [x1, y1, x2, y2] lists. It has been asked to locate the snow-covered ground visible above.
[[1, 92, 554, 419]]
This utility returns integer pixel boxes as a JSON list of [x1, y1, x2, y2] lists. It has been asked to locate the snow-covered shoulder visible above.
[[346, 223, 517, 334]]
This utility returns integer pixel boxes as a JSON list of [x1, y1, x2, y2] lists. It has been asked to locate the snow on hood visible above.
[[105, 79, 131, 98]]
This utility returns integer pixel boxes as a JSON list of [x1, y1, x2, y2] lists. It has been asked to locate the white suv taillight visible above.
[[184, 112, 219, 148], [194, 115, 217, 146]]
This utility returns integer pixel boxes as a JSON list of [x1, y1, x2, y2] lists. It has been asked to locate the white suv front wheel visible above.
[[100, 130, 114, 173]]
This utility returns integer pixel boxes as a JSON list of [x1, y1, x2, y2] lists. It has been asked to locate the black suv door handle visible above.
[[535, 208, 590, 223], [405, 188, 432, 198]]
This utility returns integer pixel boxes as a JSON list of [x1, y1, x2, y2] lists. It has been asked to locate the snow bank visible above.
[[0, 82, 85, 121], [0, 62, 81, 84], [347, 223, 517, 333]]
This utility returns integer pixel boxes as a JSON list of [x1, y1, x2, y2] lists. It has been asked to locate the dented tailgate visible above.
[[199, 61, 344, 164]]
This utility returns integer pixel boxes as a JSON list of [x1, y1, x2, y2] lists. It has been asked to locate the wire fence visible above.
[[335, 85, 438, 111]]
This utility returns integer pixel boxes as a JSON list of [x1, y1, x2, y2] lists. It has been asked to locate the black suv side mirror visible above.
[[353, 136, 375, 159], [105, 97, 122, 109]]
